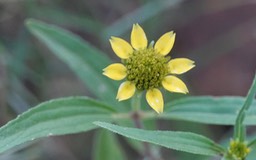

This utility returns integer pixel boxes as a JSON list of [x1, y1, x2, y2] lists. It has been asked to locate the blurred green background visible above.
[[0, 0, 255, 159]]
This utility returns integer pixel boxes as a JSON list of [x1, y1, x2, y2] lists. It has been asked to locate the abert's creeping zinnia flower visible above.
[[103, 23, 195, 113]]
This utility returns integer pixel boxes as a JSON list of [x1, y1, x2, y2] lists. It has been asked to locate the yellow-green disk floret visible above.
[[124, 48, 169, 90], [227, 140, 251, 160]]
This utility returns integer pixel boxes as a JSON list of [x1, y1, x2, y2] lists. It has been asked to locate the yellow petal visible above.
[[109, 37, 133, 59], [162, 76, 188, 94], [146, 89, 164, 114], [131, 23, 148, 50], [103, 63, 127, 80], [116, 81, 136, 101], [168, 58, 195, 74], [154, 31, 176, 56]]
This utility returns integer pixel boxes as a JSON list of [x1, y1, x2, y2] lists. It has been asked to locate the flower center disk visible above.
[[124, 48, 169, 90]]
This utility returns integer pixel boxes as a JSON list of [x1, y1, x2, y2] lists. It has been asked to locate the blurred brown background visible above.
[[0, 0, 255, 159]]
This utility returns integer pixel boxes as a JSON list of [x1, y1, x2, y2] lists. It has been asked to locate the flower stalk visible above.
[[131, 92, 162, 160], [132, 91, 142, 111]]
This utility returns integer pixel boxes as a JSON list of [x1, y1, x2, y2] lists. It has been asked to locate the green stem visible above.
[[132, 91, 142, 111], [131, 91, 162, 160], [234, 74, 256, 141]]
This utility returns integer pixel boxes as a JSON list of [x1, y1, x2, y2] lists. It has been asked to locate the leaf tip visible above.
[[25, 19, 36, 28], [93, 121, 102, 126]]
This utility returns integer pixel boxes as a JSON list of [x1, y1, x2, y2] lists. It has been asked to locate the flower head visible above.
[[226, 139, 251, 159], [103, 23, 195, 113]]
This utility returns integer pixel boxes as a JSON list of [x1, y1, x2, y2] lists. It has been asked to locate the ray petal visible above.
[[110, 36, 133, 59], [116, 81, 136, 101], [146, 89, 164, 113], [131, 23, 148, 50], [103, 63, 127, 80], [168, 58, 195, 74], [162, 76, 188, 94], [154, 31, 176, 56]]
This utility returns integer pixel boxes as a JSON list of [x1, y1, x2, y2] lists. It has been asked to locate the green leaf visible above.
[[25, 19, 123, 108], [93, 130, 126, 160], [0, 97, 114, 154], [102, 0, 182, 39], [27, 5, 104, 35], [117, 120, 144, 152], [95, 122, 225, 156], [234, 75, 256, 141], [161, 96, 256, 125], [248, 138, 256, 149]]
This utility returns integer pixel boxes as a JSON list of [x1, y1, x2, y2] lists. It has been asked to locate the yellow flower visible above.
[[103, 23, 195, 113]]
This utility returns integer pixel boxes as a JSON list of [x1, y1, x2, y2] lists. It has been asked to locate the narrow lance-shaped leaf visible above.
[[27, 5, 104, 35], [25, 19, 125, 109], [161, 96, 256, 125], [102, 0, 182, 39], [0, 97, 115, 154], [95, 122, 225, 156], [234, 75, 256, 141]]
